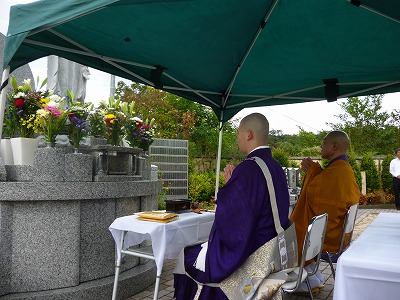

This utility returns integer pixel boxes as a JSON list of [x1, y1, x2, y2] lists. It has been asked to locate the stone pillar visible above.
[[33, 147, 65, 182]]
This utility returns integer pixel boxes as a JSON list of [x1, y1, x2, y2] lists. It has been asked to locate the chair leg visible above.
[[326, 253, 336, 279], [305, 277, 315, 300]]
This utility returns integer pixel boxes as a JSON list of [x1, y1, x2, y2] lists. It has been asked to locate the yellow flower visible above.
[[40, 98, 49, 107]]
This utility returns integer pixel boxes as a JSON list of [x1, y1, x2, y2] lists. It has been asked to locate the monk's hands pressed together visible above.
[[301, 157, 314, 173], [223, 164, 235, 183]]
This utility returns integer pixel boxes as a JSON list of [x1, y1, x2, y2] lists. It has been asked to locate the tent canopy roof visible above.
[[3, 0, 400, 122]]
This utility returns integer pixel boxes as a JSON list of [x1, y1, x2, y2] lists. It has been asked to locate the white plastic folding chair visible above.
[[321, 203, 358, 279], [281, 213, 328, 300]]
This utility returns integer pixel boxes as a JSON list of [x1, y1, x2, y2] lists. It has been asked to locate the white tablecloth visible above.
[[333, 212, 400, 300], [109, 212, 215, 276]]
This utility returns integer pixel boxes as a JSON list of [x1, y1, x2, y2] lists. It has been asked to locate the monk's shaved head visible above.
[[325, 130, 350, 152], [239, 113, 269, 144]]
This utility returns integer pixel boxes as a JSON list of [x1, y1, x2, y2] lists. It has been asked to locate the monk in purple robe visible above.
[[174, 113, 291, 299]]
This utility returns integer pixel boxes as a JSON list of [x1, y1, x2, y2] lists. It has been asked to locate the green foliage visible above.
[[299, 146, 321, 157], [348, 152, 362, 190], [328, 95, 400, 155], [321, 159, 329, 169], [360, 153, 381, 192], [269, 128, 326, 157], [272, 148, 289, 167], [381, 154, 394, 193], [188, 172, 215, 205]]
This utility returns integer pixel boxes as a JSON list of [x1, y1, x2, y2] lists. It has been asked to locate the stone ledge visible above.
[[0, 180, 161, 201]]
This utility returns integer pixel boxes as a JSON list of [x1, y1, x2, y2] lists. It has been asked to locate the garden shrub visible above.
[[188, 172, 217, 205], [359, 191, 394, 205], [381, 154, 394, 194], [348, 152, 362, 190], [360, 153, 381, 192], [272, 148, 289, 167]]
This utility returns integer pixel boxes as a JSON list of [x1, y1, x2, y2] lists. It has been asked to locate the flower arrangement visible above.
[[35, 93, 67, 144], [125, 115, 155, 151], [65, 91, 91, 150], [100, 97, 126, 146], [87, 106, 106, 138], [5, 77, 157, 151], [7, 76, 45, 138], [2, 99, 18, 138]]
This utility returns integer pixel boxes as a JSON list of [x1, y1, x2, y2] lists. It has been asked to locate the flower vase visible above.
[[89, 136, 107, 147], [10, 137, 40, 166], [0, 138, 14, 165], [138, 151, 151, 180], [45, 141, 56, 148]]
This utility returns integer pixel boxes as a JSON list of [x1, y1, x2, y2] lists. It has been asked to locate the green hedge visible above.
[[360, 153, 381, 192], [381, 154, 394, 193]]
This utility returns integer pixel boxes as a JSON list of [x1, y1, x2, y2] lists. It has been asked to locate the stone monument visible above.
[[47, 55, 90, 102]]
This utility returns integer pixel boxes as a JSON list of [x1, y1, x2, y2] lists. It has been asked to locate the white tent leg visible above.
[[0, 66, 10, 140], [214, 121, 223, 200]]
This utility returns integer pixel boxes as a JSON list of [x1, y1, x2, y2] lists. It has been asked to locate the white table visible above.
[[333, 212, 400, 300], [109, 212, 215, 300]]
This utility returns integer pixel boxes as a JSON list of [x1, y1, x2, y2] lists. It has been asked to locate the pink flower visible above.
[[45, 105, 62, 117]]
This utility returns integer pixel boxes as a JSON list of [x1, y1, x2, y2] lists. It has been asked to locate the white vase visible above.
[[0, 138, 14, 165], [10, 137, 40, 165]]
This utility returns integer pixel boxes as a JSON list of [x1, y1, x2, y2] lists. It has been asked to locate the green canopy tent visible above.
[[353, 0, 400, 23], [1, 0, 400, 195]]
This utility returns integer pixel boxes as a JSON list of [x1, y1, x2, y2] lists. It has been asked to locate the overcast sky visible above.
[[2, 0, 399, 135]]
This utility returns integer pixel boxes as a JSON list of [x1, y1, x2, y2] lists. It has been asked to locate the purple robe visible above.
[[174, 148, 291, 299]]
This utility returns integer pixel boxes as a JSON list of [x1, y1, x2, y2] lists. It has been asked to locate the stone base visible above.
[[0, 262, 157, 300], [5, 166, 34, 182]]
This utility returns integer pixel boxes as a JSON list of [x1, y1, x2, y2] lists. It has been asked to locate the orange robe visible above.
[[290, 158, 360, 262]]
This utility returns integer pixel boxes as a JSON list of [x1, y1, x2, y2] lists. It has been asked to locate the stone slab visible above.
[[10, 201, 80, 292]]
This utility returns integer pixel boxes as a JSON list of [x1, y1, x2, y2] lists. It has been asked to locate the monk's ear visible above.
[[247, 129, 254, 141]]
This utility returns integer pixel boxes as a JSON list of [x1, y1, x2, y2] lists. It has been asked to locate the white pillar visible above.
[[361, 171, 366, 195]]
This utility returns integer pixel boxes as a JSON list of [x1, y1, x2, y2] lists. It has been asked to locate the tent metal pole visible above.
[[0, 66, 10, 141], [214, 118, 224, 200]]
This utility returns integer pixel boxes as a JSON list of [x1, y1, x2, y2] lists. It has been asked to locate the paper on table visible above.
[[136, 211, 179, 222], [137, 216, 179, 223]]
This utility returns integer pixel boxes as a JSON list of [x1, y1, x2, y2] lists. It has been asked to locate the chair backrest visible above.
[[304, 213, 328, 263], [339, 203, 358, 253], [290, 213, 328, 289]]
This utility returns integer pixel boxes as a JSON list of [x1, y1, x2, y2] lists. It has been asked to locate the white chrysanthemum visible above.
[[23, 79, 31, 86], [132, 116, 143, 123], [36, 109, 49, 117], [14, 92, 25, 98], [48, 94, 63, 103]]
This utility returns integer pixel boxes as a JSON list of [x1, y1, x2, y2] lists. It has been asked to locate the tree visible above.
[[115, 80, 239, 168], [328, 95, 400, 155]]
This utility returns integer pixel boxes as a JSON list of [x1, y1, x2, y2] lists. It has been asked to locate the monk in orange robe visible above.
[[290, 130, 360, 290]]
